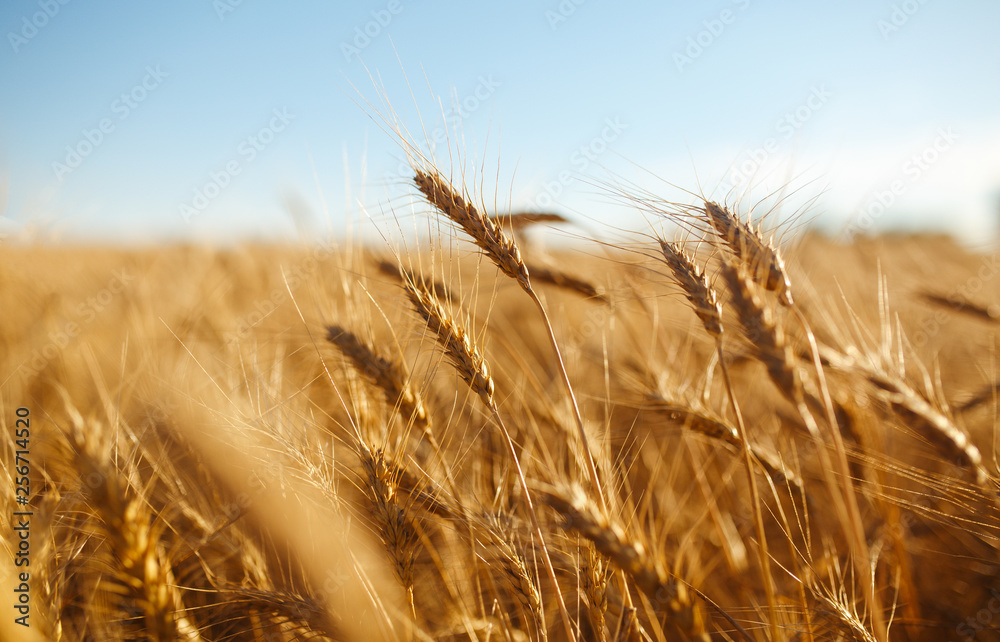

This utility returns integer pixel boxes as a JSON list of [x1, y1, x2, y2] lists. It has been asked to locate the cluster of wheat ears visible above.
[[4, 109, 1000, 642]]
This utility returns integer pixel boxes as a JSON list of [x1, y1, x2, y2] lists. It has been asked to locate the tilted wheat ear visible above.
[[401, 274, 495, 411], [326, 324, 431, 431], [412, 165, 607, 515], [414, 169, 531, 292], [704, 201, 794, 306]]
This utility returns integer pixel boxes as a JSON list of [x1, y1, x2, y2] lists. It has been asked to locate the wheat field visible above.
[[3, 154, 1000, 641]]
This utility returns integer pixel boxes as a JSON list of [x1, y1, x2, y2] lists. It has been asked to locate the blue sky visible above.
[[2, 0, 999, 244]]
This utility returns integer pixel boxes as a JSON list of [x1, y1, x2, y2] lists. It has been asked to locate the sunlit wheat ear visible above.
[[375, 258, 456, 303], [720, 259, 802, 403], [657, 237, 781, 639], [326, 324, 431, 431], [542, 485, 710, 642], [401, 270, 496, 411], [414, 165, 607, 509], [920, 290, 1000, 323], [875, 380, 991, 490], [656, 239, 723, 338], [644, 392, 804, 491], [398, 266, 576, 636], [704, 201, 794, 306], [413, 168, 531, 292], [63, 406, 180, 642], [806, 555, 880, 642], [358, 445, 419, 615], [485, 519, 543, 628], [581, 543, 611, 640], [219, 588, 341, 639], [822, 346, 994, 491]]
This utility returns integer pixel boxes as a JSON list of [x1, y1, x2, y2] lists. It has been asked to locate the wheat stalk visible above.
[[400, 269, 574, 640], [412, 167, 607, 516], [656, 238, 780, 639], [720, 260, 889, 641]]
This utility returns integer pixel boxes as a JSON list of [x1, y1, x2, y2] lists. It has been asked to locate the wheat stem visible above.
[[656, 238, 780, 639], [402, 272, 575, 641]]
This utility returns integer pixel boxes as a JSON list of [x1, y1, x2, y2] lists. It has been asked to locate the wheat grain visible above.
[[657, 239, 723, 338], [402, 273, 496, 411], [63, 406, 181, 642], [327, 324, 431, 430], [414, 168, 531, 292], [542, 485, 710, 642], [359, 445, 420, 616], [581, 544, 610, 641], [491, 211, 569, 230], [704, 201, 794, 306]]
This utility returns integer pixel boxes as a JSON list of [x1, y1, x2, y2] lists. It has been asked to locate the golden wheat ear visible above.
[[656, 239, 723, 338], [526, 263, 609, 303], [357, 445, 419, 617], [703, 201, 794, 306], [395, 261, 581, 638], [400, 271, 496, 411], [541, 485, 712, 642], [720, 258, 802, 404], [413, 168, 531, 292], [62, 405, 182, 641], [655, 237, 782, 638], [325, 324, 430, 430], [375, 258, 456, 302]]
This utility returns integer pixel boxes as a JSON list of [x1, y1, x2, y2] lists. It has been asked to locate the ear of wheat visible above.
[[704, 201, 794, 306], [414, 168, 531, 293]]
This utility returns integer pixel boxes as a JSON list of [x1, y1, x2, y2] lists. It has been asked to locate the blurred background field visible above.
[[3, 227, 1000, 640]]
